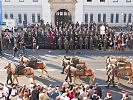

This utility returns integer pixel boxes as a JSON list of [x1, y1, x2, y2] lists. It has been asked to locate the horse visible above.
[[107, 63, 133, 84], [4, 62, 35, 84], [19, 55, 49, 77], [65, 65, 95, 85]]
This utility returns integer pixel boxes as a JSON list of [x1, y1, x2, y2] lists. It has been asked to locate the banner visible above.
[[0, 0, 2, 25]]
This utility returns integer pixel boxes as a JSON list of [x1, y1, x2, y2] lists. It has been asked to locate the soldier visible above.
[[58, 36, 62, 50], [84, 36, 89, 49], [106, 66, 116, 88], [69, 38, 73, 50], [6, 68, 13, 85], [65, 65, 72, 82], [64, 38, 69, 53], [79, 36, 83, 50]]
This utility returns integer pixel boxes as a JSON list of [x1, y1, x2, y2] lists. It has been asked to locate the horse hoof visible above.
[[39, 75, 42, 77], [47, 75, 50, 78]]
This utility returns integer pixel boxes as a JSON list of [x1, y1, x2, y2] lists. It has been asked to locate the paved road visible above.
[[0, 49, 133, 99]]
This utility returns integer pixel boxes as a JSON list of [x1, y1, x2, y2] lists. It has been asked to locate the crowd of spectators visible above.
[[0, 80, 131, 100], [1, 21, 133, 51]]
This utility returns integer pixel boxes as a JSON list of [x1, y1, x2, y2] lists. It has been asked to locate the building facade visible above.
[[2, 0, 133, 26]]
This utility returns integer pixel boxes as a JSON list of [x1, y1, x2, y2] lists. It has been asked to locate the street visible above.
[[0, 49, 133, 99]]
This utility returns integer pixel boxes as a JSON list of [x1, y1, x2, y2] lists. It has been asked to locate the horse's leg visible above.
[[73, 76, 76, 84], [14, 76, 19, 84], [77, 76, 82, 84], [117, 76, 120, 85], [30, 74, 35, 84], [39, 69, 49, 77]]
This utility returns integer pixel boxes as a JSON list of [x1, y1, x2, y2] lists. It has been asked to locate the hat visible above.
[[107, 92, 112, 98], [123, 92, 129, 98]]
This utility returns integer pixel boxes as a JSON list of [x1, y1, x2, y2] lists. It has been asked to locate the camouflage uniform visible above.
[[85, 36, 89, 49], [64, 39, 69, 53], [107, 68, 115, 88], [79, 37, 83, 50], [6, 69, 13, 84], [69, 38, 73, 50], [58, 37, 62, 50]]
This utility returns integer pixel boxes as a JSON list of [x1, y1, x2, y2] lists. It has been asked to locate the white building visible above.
[[2, 0, 133, 26]]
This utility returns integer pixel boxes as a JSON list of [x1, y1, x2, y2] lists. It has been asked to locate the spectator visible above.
[[121, 93, 131, 100], [104, 92, 113, 100], [31, 85, 39, 100], [13, 44, 19, 57], [94, 83, 102, 98], [0, 86, 6, 100]]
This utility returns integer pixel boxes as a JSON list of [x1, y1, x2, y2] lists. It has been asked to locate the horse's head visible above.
[[4, 63, 11, 70]]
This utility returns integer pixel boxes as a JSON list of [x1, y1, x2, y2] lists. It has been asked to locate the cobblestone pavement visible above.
[[0, 49, 133, 99]]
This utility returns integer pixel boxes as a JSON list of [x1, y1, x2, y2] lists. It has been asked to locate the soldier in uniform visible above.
[[64, 38, 69, 53], [69, 38, 73, 50], [6, 68, 13, 85], [106, 66, 116, 88], [65, 65, 72, 82], [79, 36, 83, 50], [58, 36, 62, 50], [85, 36, 89, 49]]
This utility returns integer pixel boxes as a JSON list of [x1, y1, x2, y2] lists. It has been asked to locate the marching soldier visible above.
[[69, 38, 73, 50], [79, 36, 83, 50], [6, 68, 13, 85], [65, 65, 72, 82], [58, 36, 62, 50], [85, 36, 89, 49], [64, 38, 69, 53], [106, 66, 116, 88], [90, 36, 93, 50]]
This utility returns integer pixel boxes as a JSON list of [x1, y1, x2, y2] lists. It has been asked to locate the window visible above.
[[5, 0, 10, 2], [32, 14, 35, 23], [128, 14, 132, 23], [4, 13, 8, 19], [103, 14, 106, 22], [113, 0, 118, 2], [85, 14, 88, 23], [110, 14, 114, 23], [24, 14, 27, 23], [100, 0, 105, 2], [10, 13, 13, 19], [90, 14, 93, 23], [33, 0, 38, 2], [98, 14, 101, 23], [19, 0, 24, 2], [37, 14, 40, 23], [18, 14, 22, 23], [123, 14, 126, 23], [126, 0, 131, 2], [116, 13, 119, 23], [87, 0, 92, 2]]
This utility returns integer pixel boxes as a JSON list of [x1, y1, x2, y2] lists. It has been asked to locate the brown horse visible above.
[[19, 55, 49, 77], [107, 63, 133, 84], [65, 65, 95, 85], [4, 62, 35, 84]]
